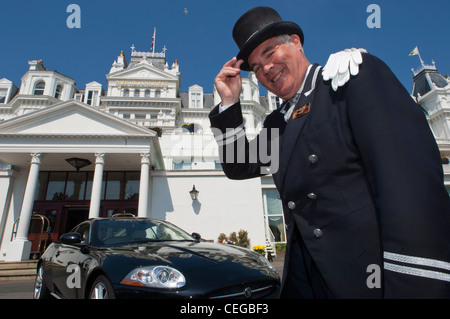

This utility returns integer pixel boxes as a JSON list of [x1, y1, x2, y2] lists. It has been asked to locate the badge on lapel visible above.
[[292, 103, 310, 120]]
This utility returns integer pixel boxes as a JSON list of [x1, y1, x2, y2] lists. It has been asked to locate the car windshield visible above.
[[92, 218, 195, 247]]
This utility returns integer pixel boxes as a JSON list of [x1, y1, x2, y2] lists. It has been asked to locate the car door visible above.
[[50, 222, 90, 298]]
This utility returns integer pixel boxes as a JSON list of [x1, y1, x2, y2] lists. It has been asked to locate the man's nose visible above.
[[263, 62, 273, 75]]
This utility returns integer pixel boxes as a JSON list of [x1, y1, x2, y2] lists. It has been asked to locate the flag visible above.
[[151, 28, 156, 53], [409, 46, 419, 56]]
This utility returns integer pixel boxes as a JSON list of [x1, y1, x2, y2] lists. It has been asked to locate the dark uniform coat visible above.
[[209, 53, 450, 298]]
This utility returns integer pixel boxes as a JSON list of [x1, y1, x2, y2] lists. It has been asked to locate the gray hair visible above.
[[276, 35, 304, 53]]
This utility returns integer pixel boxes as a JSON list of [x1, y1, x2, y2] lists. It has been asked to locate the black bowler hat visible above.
[[233, 7, 304, 71]]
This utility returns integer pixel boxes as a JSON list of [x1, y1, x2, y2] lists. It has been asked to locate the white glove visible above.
[[322, 48, 367, 91]]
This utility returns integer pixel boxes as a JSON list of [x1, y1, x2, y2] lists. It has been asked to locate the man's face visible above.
[[248, 34, 309, 100]]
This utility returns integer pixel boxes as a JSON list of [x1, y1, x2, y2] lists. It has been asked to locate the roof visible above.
[[412, 64, 449, 98]]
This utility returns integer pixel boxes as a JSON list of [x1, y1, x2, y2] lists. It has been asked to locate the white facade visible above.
[[0, 44, 279, 262], [411, 62, 450, 189], [0, 43, 448, 262]]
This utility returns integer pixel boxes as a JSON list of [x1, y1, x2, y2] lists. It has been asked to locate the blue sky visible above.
[[0, 0, 448, 95]]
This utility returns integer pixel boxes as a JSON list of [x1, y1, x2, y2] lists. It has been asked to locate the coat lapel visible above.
[[276, 64, 321, 189]]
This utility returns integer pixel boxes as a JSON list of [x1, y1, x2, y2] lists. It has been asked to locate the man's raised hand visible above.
[[214, 57, 244, 106]]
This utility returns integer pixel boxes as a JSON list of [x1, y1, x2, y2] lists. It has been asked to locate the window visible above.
[[34, 81, 45, 95], [87, 91, 93, 105], [54, 85, 63, 99], [36, 171, 139, 201], [45, 172, 67, 200], [0, 89, 7, 103], [86, 91, 98, 105], [271, 96, 281, 110], [105, 172, 123, 200], [191, 92, 201, 108], [262, 189, 286, 242], [155, 90, 161, 98], [134, 89, 140, 97], [145, 90, 150, 97], [65, 172, 88, 200], [125, 172, 140, 200], [123, 89, 129, 97]]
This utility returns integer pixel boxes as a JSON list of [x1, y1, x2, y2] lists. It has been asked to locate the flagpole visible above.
[[418, 51, 424, 66], [152, 27, 156, 54], [409, 46, 424, 67]]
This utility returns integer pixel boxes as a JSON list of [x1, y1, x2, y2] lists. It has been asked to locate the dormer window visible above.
[[34, 81, 45, 95], [191, 93, 201, 108], [189, 85, 203, 109], [54, 85, 63, 99], [271, 95, 281, 110], [0, 89, 7, 103]]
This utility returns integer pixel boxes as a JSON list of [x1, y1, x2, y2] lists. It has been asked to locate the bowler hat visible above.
[[233, 7, 304, 71]]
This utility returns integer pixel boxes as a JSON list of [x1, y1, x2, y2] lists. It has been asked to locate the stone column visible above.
[[89, 153, 104, 218], [6, 153, 41, 261], [138, 152, 150, 217]]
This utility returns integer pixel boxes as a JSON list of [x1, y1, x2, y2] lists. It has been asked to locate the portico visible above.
[[0, 100, 164, 261]]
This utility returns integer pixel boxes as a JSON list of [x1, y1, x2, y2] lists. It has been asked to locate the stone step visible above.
[[0, 261, 38, 281]]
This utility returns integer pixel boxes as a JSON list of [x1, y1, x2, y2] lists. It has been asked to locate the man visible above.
[[209, 6, 450, 298]]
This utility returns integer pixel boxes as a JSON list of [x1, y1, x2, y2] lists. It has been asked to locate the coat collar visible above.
[[275, 64, 322, 187]]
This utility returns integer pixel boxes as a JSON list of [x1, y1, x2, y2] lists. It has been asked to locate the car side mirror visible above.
[[191, 232, 201, 241], [60, 232, 82, 245]]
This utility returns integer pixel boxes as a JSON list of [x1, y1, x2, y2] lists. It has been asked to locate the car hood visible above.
[[102, 241, 273, 275]]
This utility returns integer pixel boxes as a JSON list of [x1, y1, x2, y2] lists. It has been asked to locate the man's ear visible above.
[[289, 34, 302, 50]]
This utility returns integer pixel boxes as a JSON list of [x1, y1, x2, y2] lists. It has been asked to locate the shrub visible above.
[[237, 229, 250, 248], [275, 243, 286, 252], [217, 229, 251, 248]]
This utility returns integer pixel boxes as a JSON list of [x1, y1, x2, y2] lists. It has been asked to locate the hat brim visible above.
[[236, 21, 304, 71]]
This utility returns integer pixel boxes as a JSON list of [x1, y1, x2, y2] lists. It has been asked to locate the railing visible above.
[[413, 63, 436, 76], [131, 51, 165, 58], [11, 214, 51, 259], [264, 218, 276, 258]]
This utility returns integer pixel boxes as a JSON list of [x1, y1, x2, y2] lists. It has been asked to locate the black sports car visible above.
[[33, 216, 280, 299]]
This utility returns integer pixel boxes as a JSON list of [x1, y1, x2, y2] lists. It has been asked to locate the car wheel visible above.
[[33, 264, 51, 299], [89, 275, 116, 299]]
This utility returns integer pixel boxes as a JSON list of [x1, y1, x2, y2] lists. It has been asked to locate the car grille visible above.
[[208, 281, 277, 299]]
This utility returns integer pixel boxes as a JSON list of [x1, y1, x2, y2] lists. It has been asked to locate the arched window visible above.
[[134, 89, 140, 97], [34, 81, 45, 95], [123, 89, 129, 97], [155, 90, 161, 98], [54, 85, 63, 99]]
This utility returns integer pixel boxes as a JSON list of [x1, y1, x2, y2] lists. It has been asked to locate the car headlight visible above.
[[120, 266, 186, 289]]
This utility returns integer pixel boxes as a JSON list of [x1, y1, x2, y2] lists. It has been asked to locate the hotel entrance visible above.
[[27, 170, 141, 257]]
